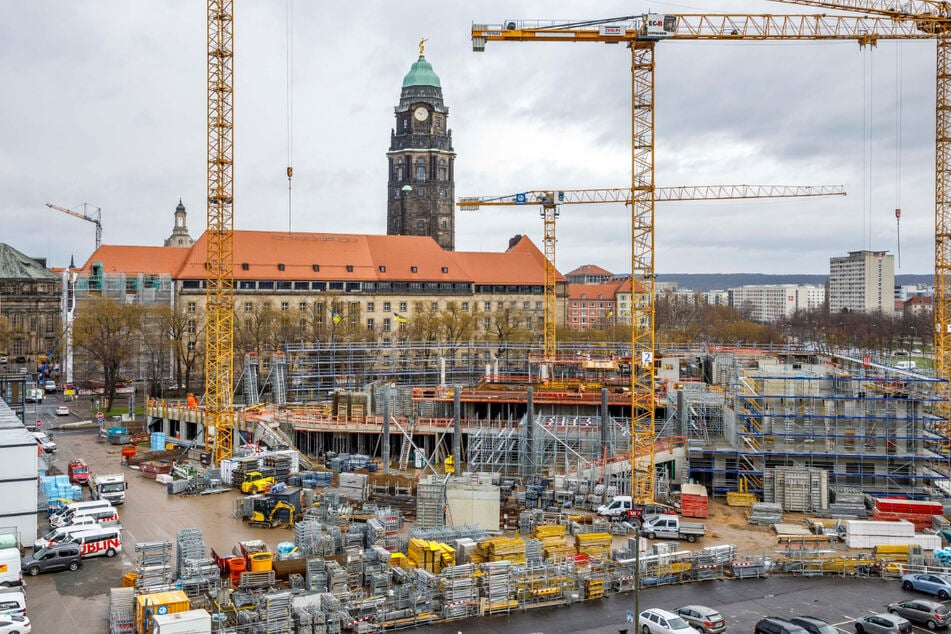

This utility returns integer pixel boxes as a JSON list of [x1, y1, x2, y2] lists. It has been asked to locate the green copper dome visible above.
[[402, 55, 441, 89]]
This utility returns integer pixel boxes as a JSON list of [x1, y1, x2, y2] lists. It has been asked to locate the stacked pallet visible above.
[[406, 539, 456, 574], [845, 519, 941, 550], [871, 498, 943, 531], [477, 537, 526, 564], [681, 483, 708, 518], [575, 532, 612, 560], [532, 524, 574, 560]]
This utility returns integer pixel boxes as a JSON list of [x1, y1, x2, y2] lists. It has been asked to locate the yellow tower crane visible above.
[[472, 10, 945, 503], [459, 184, 846, 363], [46, 203, 102, 251], [205, 0, 236, 465]]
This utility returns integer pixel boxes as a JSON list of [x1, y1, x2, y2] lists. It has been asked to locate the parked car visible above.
[[31, 432, 55, 454], [639, 608, 701, 634], [887, 599, 950, 630], [854, 613, 912, 634], [791, 616, 839, 634], [674, 605, 726, 634], [755, 617, 810, 634], [901, 573, 951, 599], [54, 406, 69, 416], [0, 613, 30, 634], [21, 543, 82, 576]]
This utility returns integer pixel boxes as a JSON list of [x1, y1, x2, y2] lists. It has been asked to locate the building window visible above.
[[281, 302, 289, 312], [262, 302, 271, 311], [241, 263, 249, 270], [187, 320, 196, 334], [462, 302, 469, 311], [441, 267, 448, 273], [399, 302, 407, 312], [312, 264, 319, 272], [396, 166, 404, 181], [379, 265, 386, 273], [431, 302, 438, 312], [416, 165, 426, 181], [523, 301, 530, 309], [483, 318, 490, 330], [298, 319, 306, 332], [12, 341, 22, 355], [346, 265, 354, 273], [438, 166, 447, 181], [411, 266, 418, 273], [383, 302, 391, 312], [484, 302, 491, 311], [187, 340, 196, 351], [299, 302, 307, 311], [244, 319, 252, 331], [244, 302, 253, 313], [278, 263, 285, 271], [367, 318, 375, 330], [187, 302, 196, 313], [383, 318, 391, 332]]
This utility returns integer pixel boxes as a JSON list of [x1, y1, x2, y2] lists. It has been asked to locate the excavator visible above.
[[247, 498, 296, 529]]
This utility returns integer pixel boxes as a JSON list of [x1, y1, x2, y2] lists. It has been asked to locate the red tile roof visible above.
[[79, 245, 190, 276]]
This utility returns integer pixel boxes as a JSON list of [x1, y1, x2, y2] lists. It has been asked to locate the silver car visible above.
[[855, 613, 912, 634], [674, 605, 726, 634], [887, 599, 951, 630]]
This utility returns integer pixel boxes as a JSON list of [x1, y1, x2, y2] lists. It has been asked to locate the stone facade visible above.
[[0, 244, 61, 367]]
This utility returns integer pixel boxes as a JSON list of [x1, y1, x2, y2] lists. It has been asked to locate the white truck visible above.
[[596, 495, 633, 519], [90, 474, 128, 505], [640, 514, 706, 543]]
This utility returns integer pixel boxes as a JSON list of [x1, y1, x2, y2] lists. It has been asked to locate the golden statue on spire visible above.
[[419, 37, 427, 56]]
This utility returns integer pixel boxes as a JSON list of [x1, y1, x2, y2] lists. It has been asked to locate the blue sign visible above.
[[515, 193, 527, 205]]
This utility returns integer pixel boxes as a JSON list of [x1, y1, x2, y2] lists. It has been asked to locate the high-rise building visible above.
[[829, 250, 895, 314], [728, 284, 825, 322], [386, 43, 456, 250]]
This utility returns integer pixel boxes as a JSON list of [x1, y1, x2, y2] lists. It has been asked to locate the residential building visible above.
[[567, 278, 629, 330], [386, 47, 456, 250], [829, 250, 895, 314], [0, 243, 61, 369], [728, 284, 825, 323], [565, 264, 613, 285], [903, 294, 933, 317]]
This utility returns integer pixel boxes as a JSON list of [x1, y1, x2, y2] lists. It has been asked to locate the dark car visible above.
[[755, 617, 809, 634], [21, 543, 82, 576], [791, 616, 839, 634], [887, 599, 951, 630]]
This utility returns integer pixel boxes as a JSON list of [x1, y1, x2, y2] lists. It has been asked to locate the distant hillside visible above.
[[654, 273, 933, 292]]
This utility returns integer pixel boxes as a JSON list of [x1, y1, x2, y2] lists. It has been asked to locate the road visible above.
[[20, 399, 949, 633]]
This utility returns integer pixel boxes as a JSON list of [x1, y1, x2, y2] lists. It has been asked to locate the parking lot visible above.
[[19, 396, 951, 633]]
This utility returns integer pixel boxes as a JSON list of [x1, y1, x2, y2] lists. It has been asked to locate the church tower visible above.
[[164, 199, 195, 247], [387, 40, 456, 250]]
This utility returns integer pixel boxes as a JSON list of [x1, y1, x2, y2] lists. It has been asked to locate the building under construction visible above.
[[147, 341, 948, 501]]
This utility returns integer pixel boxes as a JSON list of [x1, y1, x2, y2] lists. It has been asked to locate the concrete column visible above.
[[453, 385, 462, 474], [382, 386, 390, 475], [600, 388, 610, 458]]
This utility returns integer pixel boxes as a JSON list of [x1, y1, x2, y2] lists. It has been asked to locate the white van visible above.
[[49, 499, 113, 519], [35, 524, 105, 550], [0, 590, 26, 616], [63, 507, 119, 528], [0, 549, 22, 588], [62, 526, 122, 558], [50, 501, 114, 528]]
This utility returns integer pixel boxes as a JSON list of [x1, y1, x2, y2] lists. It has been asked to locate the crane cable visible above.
[[286, 0, 295, 233], [895, 43, 903, 269]]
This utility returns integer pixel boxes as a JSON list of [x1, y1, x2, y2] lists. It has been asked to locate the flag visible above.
[[331, 312, 342, 324], [394, 313, 408, 324], [606, 310, 614, 318]]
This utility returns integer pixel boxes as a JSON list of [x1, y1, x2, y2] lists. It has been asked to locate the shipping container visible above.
[[135, 590, 190, 633], [680, 483, 708, 518]]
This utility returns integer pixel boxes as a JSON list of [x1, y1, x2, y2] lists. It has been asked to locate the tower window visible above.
[[417, 188, 425, 196], [397, 166, 404, 180], [416, 166, 426, 181], [438, 166, 447, 181]]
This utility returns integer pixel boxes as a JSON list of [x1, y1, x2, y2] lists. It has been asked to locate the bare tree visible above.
[[72, 297, 143, 410]]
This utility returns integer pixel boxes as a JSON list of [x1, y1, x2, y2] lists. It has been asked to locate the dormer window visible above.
[[278, 264, 285, 271], [241, 263, 249, 271], [346, 265, 354, 273], [411, 266, 418, 273], [312, 264, 319, 272], [379, 266, 386, 273], [441, 267, 448, 274]]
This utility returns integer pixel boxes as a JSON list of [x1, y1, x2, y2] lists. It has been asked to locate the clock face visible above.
[[414, 106, 428, 122]]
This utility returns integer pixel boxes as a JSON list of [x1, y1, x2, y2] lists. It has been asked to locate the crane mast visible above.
[[205, 0, 235, 465], [46, 203, 102, 251], [472, 10, 948, 502]]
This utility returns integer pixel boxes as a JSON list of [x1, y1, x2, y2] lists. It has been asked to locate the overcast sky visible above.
[[0, 1, 937, 276]]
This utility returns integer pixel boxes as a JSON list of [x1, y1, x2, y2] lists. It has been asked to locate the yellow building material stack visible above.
[[575, 533, 612, 560], [407, 538, 456, 574], [532, 524, 574, 559], [477, 536, 526, 564], [872, 544, 920, 563], [726, 492, 757, 507], [135, 590, 190, 634]]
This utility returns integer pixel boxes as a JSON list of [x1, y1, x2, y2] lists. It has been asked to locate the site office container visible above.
[[135, 590, 190, 634]]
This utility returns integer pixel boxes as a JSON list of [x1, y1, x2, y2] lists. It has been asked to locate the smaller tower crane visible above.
[[47, 203, 102, 251]]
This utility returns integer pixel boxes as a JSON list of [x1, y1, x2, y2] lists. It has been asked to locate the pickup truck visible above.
[[640, 514, 706, 543]]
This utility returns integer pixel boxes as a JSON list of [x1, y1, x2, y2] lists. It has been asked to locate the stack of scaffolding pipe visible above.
[[337, 473, 368, 502], [747, 503, 783, 525]]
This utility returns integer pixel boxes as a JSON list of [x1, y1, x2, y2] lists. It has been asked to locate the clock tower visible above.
[[387, 41, 456, 250]]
